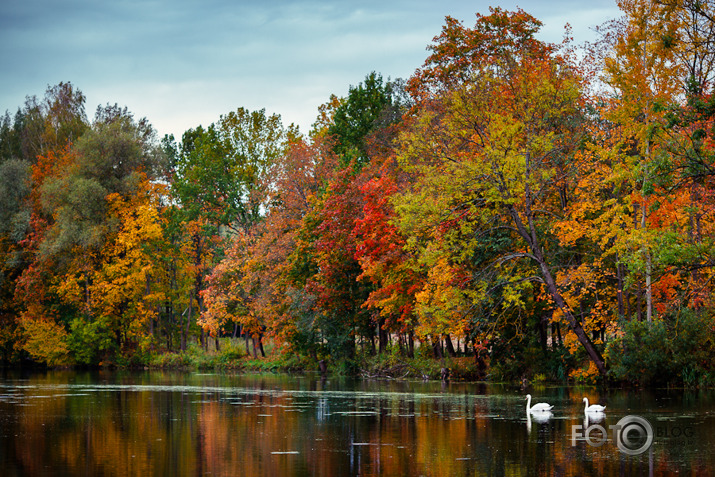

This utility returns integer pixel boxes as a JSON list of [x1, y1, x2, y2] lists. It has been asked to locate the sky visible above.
[[1, 0, 622, 139]]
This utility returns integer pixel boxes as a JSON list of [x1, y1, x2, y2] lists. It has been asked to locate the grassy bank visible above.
[[137, 339, 490, 382]]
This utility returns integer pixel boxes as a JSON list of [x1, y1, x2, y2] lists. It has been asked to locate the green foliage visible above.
[[148, 351, 196, 369], [0, 159, 31, 239], [0, 112, 23, 161], [67, 317, 116, 365], [606, 319, 674, 385], [171, 107, 289, 233], [40, 107, 165, 259], [328, 72, 404, 169], [488, 327, 574, 383], [0, 82, 88, 163], [144, 340, 310, 372], [606, 310, 715, 386]]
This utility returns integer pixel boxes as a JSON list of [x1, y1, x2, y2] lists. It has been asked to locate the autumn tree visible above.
[[263, 136, 340, 357], [296, 74, 407, 360], [354, 157, 422, 355], [396, 8, 608, 375], [171, 108, 293, 349], [15, 105, 166, 363], [0, 82, 89, 363], [592, 0, 682, 322], [651, 0, 715, 310], [569, 0, 715, 325], [56, 177, 168, 362], [198, 134, 341, 357]]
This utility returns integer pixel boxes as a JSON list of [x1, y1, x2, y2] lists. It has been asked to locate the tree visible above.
[[15, 105, 166, 364], [199, 134, 340, 357], [572, 0, 715, 325], [396, 8, 608, 375], [354, 157, 422, 355], [39, 105, 164, 260], [259, 136, 339, 356], [0, 83, 89, 362], [170, 108, 292, 350], [0, 82, 88, 164], [597, 0, 683, 322], [327, 72, 404, 170], [172, 108, 292, 234], [56, 177, 167, 359]]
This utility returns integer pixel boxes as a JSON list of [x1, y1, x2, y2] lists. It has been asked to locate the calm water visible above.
[[1, 370, 714, 476]]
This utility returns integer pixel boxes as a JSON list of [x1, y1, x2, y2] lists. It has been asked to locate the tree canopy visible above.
[[1, 3, 715, 386]]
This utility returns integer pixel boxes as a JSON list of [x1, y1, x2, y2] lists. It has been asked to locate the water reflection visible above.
[[526, 409, 553, 434], [0, 370, 713, 476]]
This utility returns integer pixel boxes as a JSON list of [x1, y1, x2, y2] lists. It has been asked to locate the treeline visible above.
[[1, 2, 715, 386]]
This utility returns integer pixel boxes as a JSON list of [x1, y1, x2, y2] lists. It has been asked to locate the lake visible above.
[[0, 370, 713, 476]]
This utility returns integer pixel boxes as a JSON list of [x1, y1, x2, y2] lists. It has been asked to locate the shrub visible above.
[[606, 309, 715, 387], [68, 317, 116, 365], [19, 316, 72, 366]]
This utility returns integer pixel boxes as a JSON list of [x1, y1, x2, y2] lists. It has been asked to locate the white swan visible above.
[[526, 394, 553, 413], [583, 397, 606, 413]]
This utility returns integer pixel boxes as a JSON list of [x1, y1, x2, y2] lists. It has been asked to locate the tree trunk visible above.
[[378, 317, 388, 354], [509, 174, 606, 376], [555, 322, 562, 347], [689, 184, 703, 307], [642, 121, 652, 322], [474, 340, 487, 378], [432, 336, 443, 359], [616, 257, 625, 318], [444, 334, 456, 357], [538, 315, 548, 354], [183, 298, 192, 352], [541, 266, 606, 375], [641, 195, 652, 323], [241, 326, 250, 355], [637, 281, 643, 321]]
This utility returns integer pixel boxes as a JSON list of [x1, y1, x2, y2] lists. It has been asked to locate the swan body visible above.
[[584, 411, 604, 426], [526, 394, 553, 413], [583, 397, 606, 413]]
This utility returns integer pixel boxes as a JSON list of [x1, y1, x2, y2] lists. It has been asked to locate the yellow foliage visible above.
[[19, 316, 72, 366], [51, 176, 169, 347], [414, 257, 470, 339]]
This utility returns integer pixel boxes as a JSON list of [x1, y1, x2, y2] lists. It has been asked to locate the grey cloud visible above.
[[1, 0, 621, 137]]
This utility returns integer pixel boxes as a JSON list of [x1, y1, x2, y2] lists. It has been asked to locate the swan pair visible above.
[[525, 394, 606, 414]]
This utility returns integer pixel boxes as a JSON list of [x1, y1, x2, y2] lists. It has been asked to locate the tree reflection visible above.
[[0, 372, 713, 476]]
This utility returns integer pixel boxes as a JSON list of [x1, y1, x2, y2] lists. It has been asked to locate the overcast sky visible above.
[[1, 0, 621, 139]]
